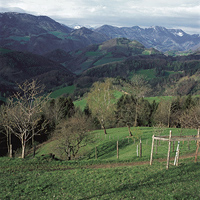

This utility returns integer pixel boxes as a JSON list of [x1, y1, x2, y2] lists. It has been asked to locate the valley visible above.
[[0, 11, 200, 200], [0, 12, 200, 100]]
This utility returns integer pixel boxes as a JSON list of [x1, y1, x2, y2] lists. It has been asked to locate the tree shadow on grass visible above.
[[81, 162, 200, 199], [86, 139, 133, 159]]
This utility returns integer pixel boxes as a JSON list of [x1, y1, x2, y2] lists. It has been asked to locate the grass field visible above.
[[0, 48, 13, 54], [7, 36, 30, 41], [136, 69, 156, 80], [50, 85, 75, 98], [0, 126, 200, 199], [0, 156, 199, 199], [74, 94, 177, 110], [74, 91, 123, 110], [36, 126, 198, 163], [74, 98, 87, 110]]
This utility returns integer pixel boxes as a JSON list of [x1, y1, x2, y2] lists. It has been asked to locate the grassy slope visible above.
[[37, 126, 198, 162], [50, 85, 75, 98], [0, 126, 199, 199], [0, 157, 199, 199], [74, 94, 176, 110], [74, 91, 123, 110]]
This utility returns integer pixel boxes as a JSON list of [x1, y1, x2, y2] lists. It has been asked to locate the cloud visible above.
[[0, 7, 25, 13]]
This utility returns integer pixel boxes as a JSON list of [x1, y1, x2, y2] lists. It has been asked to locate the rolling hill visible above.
[[0, 48, 75, 95], [55, 38, 162, 74], [80, 53, 200, 96]]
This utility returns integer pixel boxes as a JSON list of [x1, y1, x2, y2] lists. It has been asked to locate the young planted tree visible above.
[[7, 80, 49, 158], [87, 78, 116, 134], [55, 112, 94, 160]]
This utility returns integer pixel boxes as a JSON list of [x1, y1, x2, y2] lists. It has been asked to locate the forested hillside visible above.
[[0, 48, 75, 96]]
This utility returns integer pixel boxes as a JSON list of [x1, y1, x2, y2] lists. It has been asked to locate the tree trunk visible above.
[[67, 147, 71, 160], [9, 131, 12, 158], [32, 128, 35, 158], [6, 129, 12, 158], [21, 143, 26, 159], [102, 124, 107, 135], [134, 105, 138, 127], [127, 125, 132, 136], [167, 105, 171, 128], [6, 131, 9, 155]]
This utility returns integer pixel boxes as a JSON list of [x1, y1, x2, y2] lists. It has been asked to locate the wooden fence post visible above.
[[150, 135, 155, 165], [174, 141, 180, 166], [117, 141, 119, 159], [195, 128, 200, 163], [95, 146, 97, 159], [166, 130, 172, 170], [140, 138, 142, 157], [156, 139, 158, 154], [188, 141, 190, 150], [176, 144, 180, 166]]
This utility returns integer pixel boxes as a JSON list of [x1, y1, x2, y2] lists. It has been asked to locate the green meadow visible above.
[[50, 85, 75, 98], [1, 126, 200, 199], [37, 126, 198, 162]]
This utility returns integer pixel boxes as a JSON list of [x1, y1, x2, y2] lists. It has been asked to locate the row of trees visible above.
[[86, 77, 200, 136], [0, 80, 93, 159], [0, 80, 49, 158], [1, 78, 200, 160]]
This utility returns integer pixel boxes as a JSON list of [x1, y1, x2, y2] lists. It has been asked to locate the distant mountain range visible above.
[[0, 12, 200, 54], [95, 25, 200, 52], [0, 12, 109, 54]]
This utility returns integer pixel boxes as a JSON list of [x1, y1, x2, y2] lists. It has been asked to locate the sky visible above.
[[0, 0, 199, 34]]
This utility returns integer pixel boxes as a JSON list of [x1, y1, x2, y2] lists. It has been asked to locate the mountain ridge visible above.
[[0, 49, 75, 94], [94, 25, 200, 52], [0, 12, 200, 54], [0, 12, 109, 54]]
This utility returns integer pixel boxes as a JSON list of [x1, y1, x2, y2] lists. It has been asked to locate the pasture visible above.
[[36, 126, 199, 162], [0, 157, 199, 199], [1, 126, 200, 199]]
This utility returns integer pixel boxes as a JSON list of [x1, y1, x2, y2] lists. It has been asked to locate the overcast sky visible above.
[[0, 0, 199, 34]]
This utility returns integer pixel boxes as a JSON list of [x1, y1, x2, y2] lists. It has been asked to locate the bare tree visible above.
[[180, 102, 200, 129], [7, 80, 49, 158], [55, 112, 94, 160]]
